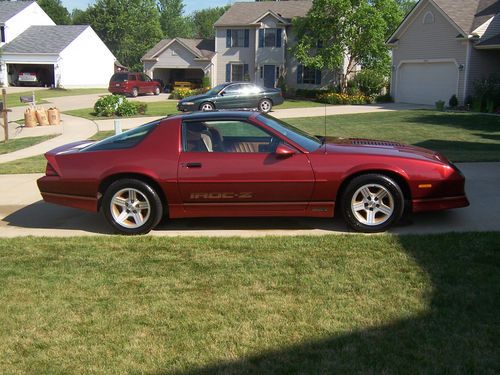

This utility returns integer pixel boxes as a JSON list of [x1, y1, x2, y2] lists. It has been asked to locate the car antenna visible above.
[[324, 102, 327, 154]]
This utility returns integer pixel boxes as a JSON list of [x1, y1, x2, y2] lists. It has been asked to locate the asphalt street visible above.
[[0, 163, 498, 237]]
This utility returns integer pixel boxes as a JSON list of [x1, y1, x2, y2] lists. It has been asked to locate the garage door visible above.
[[396, 62, 458, 105]]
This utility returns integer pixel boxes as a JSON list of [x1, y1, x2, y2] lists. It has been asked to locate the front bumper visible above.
[[412, 195, 470, 213], [177, 102, 197, 112]]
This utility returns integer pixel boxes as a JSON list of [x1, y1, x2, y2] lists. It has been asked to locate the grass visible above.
[[278, 99, 325, 109], [0, 135, 56, 155], [287, 110, 500, 162], [64, 101, 179, 120], [6, 88, 107, 108], [0, 233, 498, 373]]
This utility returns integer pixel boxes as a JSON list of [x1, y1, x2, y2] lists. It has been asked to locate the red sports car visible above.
[[37, 111, 469, 234]]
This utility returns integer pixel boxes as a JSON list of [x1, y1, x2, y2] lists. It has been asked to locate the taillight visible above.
[[45, 163, 58, 176]]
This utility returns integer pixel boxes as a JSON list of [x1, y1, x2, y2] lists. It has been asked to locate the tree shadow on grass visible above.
[[163, 233, 499, 374], [414, 139, 500, 162], [407, 112, 500, 133]]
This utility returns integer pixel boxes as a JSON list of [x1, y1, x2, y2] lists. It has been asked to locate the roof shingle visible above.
[[0, 0, 34, 23], [214, 1, 312, 26], [1, 25, 89, 54]]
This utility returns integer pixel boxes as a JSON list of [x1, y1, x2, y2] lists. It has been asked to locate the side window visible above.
[[137, 74, 145, 82], [143, 74, 151, 82], [182, 120, 279, 153], [222, 84, 242, 95]]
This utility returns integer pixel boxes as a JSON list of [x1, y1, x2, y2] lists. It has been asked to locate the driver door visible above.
[[177, 119, 315, 216]]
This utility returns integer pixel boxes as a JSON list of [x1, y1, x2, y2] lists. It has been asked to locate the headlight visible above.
[[182, 102, 195, 106]]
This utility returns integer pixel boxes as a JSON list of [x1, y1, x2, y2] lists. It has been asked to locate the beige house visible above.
[[388, 0, 500, 105]]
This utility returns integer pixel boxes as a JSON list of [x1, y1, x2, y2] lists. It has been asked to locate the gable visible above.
[[0, 1, 34, 23]]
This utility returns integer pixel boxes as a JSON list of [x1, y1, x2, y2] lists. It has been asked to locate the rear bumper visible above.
[[412, 195, 469, 213], [108, 87, 129, 95], [37, 176, 98, 212]]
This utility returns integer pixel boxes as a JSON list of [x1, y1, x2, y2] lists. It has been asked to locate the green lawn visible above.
[[6, 88, 107, 108], [279, 98, 325, 109], [0, 233, 498, 373], [287, 110, 500, 162], [0, 135, 57, 155], [64, 101, 179, 120]]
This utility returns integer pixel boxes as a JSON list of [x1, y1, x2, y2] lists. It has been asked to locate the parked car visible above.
[[16, 67, 51, 87], [177, 82, 284, 113], [108, 72, 161, 97], [37, 111, 469, 235]]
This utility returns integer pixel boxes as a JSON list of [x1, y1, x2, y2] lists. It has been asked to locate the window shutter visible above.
[[243, 64, 249, 80], [315, 69, 322, 85], [244, 29, 249, 48], [226, 64, 231, 82], [226, 29, 231, 48], [258, 29, 264, 48], [276, 28, 282, 48], [297, 65, 303, 84]]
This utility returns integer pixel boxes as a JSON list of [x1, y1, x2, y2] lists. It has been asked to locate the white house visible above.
[[0, 1, 116, 88]]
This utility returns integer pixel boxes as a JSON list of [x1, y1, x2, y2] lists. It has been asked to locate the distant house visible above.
[[387, 0, 500, 105], [0, 1, 116, 88], [142, 0, 352, 90]]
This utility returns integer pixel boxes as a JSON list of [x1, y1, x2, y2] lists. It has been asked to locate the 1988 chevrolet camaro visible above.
[[37, 111, 469, 235]]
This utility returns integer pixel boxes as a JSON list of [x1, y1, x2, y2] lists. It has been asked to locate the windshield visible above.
[[83, 120, 159, 152], [205, 84, 227, 96], [256, 114, 321, 152]]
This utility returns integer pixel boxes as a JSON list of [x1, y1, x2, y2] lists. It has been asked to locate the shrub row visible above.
[[94, 95, 147, 117], [170, 87, 210, 100]]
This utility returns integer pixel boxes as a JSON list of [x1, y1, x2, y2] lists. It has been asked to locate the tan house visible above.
[[387, 0, 500, 105]]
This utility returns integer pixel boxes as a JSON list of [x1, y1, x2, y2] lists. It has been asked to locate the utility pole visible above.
[[1, 88, 10, 142]]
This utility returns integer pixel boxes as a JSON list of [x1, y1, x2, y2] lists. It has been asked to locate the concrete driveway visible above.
[[0, 163, 498, 237]]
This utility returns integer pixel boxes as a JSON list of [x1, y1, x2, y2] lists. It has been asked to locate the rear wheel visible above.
[[258, 99, 272, 113], [341, 174, 404, 233], [200, 102, 215, 111], [102, 179, 163, 235], [154, 87, 160, 95], [131, 87, 139, 97]]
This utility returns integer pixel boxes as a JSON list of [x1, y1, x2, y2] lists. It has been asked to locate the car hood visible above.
[[180, 93, 209, 103], [320, 137, 448, 164]]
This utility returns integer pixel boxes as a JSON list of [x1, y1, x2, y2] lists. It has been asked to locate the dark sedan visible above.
[[177, 82, 284, 113]]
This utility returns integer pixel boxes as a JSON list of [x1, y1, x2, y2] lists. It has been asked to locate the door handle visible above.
[[185, 162, 202, 168]]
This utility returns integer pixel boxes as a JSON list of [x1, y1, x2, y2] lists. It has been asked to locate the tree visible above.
[[71, 8, 91, 25], [157, 0, 193, 38], [37, 0, 71, 25], [82, 0, 163, 70], [396, 0, 417, 15], [292, 0, 403, 92], [192, 6, 229, 39]]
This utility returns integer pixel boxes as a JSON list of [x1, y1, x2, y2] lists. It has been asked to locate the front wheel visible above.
[[154, 87, 160, 95], [258, 99, 273, 113], [200, 102, 215, 111], [102, 179, 163, 235], [131, 87, 139, 97], [341, 174, 404, 233]]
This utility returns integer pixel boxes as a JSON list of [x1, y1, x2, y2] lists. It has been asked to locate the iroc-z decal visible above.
[[190, 192, 254, 199]]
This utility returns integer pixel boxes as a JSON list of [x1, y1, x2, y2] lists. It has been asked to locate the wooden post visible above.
[[2, 89, 8, 142]]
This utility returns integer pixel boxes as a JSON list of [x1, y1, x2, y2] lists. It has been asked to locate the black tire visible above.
[[102, 178, 163, 235], [199, 102, 215, 111], [258, 98, 273, 113], [341, 174, 404, 233], [131, 87, 139, 97]]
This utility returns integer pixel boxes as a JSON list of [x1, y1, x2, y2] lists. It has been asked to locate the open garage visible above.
[[7, 63, 54, 87], [151, 68, 205, 91]]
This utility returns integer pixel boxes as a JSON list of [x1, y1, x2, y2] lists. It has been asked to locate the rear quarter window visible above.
[[110, 73, 128, 83], [83, 120, 159, 152]]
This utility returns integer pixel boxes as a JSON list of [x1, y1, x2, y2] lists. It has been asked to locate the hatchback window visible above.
[[110, 73, 128, 82]]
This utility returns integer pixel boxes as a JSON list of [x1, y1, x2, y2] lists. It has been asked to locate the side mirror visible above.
[[275, 143, 297, 157], [219, 91, 225, 96]]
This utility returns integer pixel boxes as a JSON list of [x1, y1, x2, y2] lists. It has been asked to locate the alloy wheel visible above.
[[110, 188, 151, 229], [350, 183, 394, 226]]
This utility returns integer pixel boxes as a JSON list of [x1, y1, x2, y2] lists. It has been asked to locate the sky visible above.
[[61, 0, 254, 14]]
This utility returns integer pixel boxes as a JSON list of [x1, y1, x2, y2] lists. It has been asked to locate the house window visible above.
[[297, 65, 322, 85], [0, 26, 5, 43], [258, 28, 282, 48], [226, 29, 249, 48], [232, 64, 244, 81]]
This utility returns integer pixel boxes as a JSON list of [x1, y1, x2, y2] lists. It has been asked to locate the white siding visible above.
[[391, 1, 467, 103], [1, 3, 54, 47], [58, 27, 115, 88]]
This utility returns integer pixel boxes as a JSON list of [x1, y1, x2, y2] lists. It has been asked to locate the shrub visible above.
[[295, 89, 323, 98], [317, 92, 368, 105], [94, 95, 125, 117], [202, 75, 211, 88], [375, 93, 393, 103], [93, 95, 144, 117], [171, 88, 195, 100], [435, 100, 445, 111], [350, 69, 388, 96], [471, 75, 500, 113], [277, 75, 287, 96], [449, 94, 458, 108]]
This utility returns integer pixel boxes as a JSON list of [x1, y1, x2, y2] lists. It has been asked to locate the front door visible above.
[[263, 65, 275, 88], [177, 118, 315, 217]]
